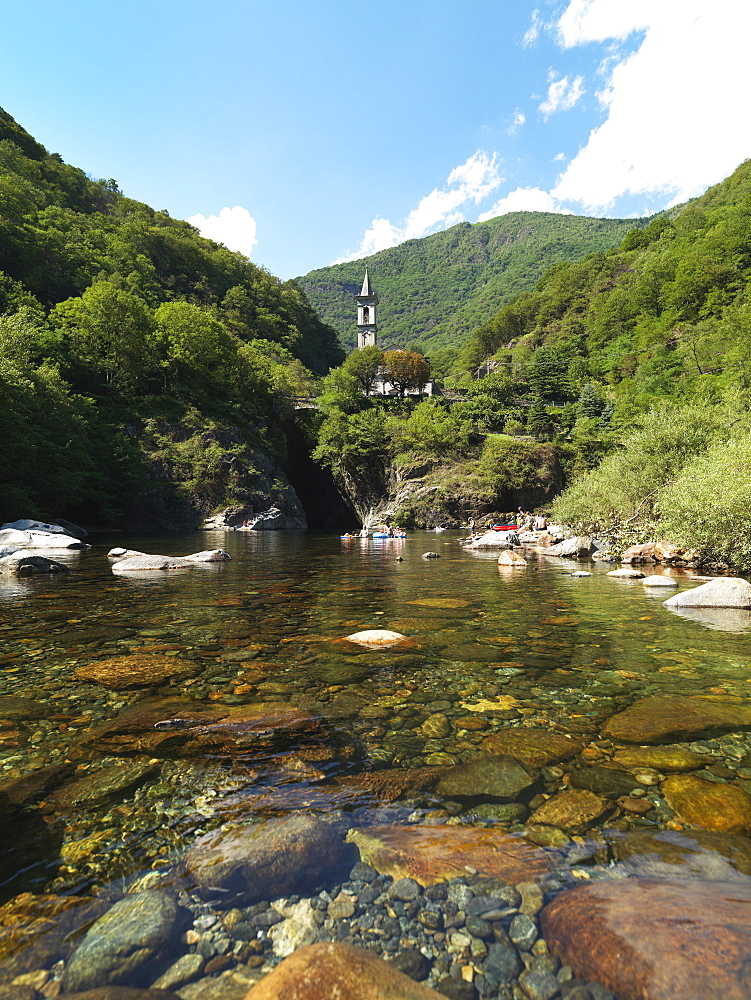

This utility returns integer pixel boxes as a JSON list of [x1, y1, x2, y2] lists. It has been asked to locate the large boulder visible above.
[[464, 530, 520, 550], [184, 814, 353, 904], [0, 549, 68, 576], [243, 942, 446, 999], [0, 527, 83, 550], [663, 577, 751, 608], [622, 541, 691, 564], [543, 536, 594, 558], [183, 549, 231, 562], [110, 556, 192, 573], [497, 550, 527, 567], [541, 878, 751, 1000], [62, 892, 185, 991]]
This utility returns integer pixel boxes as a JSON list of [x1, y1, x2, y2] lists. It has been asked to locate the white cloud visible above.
[[337, 151, 503, 261], [479, 187, 570, 222], [187, 206, 258, 257], [539, 74, 585, 117], [523, 9, 544, 46], [550, 0, 751, 213], [507, 109, 526, 135]]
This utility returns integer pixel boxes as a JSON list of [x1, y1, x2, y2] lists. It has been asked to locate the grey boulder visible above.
[[62, 891, 185, 991], [664, 577, 751, 609]]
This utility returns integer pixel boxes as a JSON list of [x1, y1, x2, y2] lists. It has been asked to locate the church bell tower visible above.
[[355, 268, 378, 350]]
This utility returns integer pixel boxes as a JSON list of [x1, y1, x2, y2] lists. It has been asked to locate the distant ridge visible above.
[[296, 211, 651, 355]]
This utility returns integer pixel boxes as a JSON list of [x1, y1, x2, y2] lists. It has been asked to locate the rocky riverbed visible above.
[[3, 530, 751, 999]]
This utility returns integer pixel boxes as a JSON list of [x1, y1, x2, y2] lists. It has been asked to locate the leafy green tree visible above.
[[341, 345, 383, 396], [154, 301, 235, 400], [51, 280, 154, 393]]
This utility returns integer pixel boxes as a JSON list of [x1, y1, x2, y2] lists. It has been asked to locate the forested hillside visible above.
[[296, 212, 649, 358], [452, 158, 751, 568], [0, 107, 344, 526]]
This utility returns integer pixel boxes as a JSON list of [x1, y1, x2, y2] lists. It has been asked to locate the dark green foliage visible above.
[[0, 108, 343, 526], [297, 213, 649, 356]]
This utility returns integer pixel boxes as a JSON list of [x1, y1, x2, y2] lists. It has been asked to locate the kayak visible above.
[[372, 532, 406, 539], [492, 525, 518, 531]]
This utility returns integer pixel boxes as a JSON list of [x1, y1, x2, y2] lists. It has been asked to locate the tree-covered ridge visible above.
[[0, 107, 343, 526], [296, 211, 650, 356], [0, 107, 343, 375]]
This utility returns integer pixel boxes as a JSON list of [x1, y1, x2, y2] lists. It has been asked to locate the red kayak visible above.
[[492, 525, 518, 531]]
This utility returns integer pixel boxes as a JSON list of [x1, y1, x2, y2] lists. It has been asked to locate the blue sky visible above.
[[2, 1, 750, 279]]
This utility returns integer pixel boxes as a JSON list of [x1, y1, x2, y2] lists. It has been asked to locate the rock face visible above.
[[184, 814, 353, 904], [346, 824, 550, 886], [73, 656, 199, 689], [480, 730, 582, 768], [601, 695, 751, 744], [246, 506, 306, 531], [541, 878, 751, 1000], [244, 942, 446, 999], [664, 577, 751, 608], [528, 789, 609, 834], [434, 755, 536, 801], [662, 774, 751, 834], [62, 891, 184, 991], [544, 536, 593, 558]]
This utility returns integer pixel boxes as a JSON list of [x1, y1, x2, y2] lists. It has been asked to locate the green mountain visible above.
[[296, 212, 651, 356], [0, 107, 346, 528]]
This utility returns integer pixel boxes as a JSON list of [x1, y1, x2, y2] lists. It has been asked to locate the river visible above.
[[1, 530, 750, 998]]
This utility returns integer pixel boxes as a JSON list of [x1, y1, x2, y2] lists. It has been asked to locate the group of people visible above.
[[517, 509, 548, 531]]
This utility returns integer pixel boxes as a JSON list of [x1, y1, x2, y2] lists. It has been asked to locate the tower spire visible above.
[[355, 267, 378, 350]]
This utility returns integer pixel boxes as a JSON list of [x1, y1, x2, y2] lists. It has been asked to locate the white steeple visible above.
[[355, 267, 378, 350]]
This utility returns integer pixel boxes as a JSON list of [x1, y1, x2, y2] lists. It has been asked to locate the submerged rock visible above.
[[663, 577, 751, 608], [184, 814, 353, 904], [73, 655, 199, 689], [615, 828, 751, 880], [434, 755, 536, 801], [346, 823, 549, 886], [601, 695, 751, 744], [611, 746, 710, 772], [662, 774, 751, 835], [244, 942, 445, 999], [62, 891, 185, 991], [528, 789, 610, 834], [480, 729, 582, 768], [541, 878, 751, 1000]]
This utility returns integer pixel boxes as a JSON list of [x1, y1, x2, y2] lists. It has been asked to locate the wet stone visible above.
[[484, 940, 522, 984], [388, 878, 421, 902]]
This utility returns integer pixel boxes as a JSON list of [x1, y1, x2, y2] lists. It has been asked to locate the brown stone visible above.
[[185, 813, 352, 904], [541, 878, 751, 1000], [453, 716, 488, 731], [601, 695, 751, 744], [346, 824, 549, 886], [73, 656, 199, 689], [480, 729, 582, 768], [243, 942, 451, 999], [662, 774, 751, 835], [612, 747, 710, 772], [0, 764, 73, 805], [529, 789, 610, 834], [51, 761, 159, 810], [615, 828, 751, 879], [497, 550, 527, 567], [0, 698, 46, 722], [434, 755, 536, 801]]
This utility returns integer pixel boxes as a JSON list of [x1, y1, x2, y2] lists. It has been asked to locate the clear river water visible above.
[[2, 529, 751, 998]]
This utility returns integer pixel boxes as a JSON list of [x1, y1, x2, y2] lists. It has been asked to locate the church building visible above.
[[354, 268, 433, 396]]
